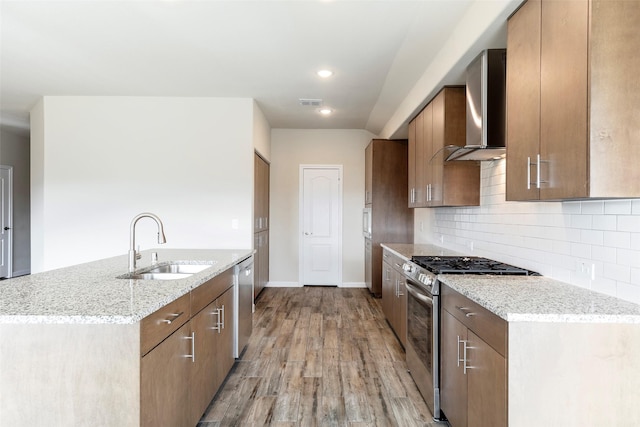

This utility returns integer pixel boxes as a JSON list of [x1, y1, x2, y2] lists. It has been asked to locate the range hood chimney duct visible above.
[[447, 49, 507, 161]]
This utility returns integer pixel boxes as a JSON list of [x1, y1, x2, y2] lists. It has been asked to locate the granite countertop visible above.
[[0, 248, 253, 325], [381, 242, 640, 324]]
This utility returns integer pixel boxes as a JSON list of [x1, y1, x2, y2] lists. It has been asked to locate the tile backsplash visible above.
[[414, 159, 640, 305]]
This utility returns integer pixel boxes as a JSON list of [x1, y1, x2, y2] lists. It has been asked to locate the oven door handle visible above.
[[405, 282, 434, 307]]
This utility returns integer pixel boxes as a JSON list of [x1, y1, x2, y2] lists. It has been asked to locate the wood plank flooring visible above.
[[197, 287, 446, 426]]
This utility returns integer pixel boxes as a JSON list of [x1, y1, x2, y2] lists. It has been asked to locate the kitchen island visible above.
[[383, 243, 640, 427], [0, 248, 253, 427]]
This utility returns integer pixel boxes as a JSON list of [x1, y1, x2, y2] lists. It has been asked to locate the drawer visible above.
[[442, 284, 507, 357], [191, 267, 234, 315], [382, 249, 405, 273], [140, 292, 191, 356]]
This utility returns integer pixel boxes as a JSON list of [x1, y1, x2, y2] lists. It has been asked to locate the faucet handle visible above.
[[135, 245, 142, 260]]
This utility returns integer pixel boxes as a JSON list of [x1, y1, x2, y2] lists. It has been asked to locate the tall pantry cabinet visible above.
[[364, 139, 413, 297], [506, 0, 640, 200], [254, 152, 269, 299]]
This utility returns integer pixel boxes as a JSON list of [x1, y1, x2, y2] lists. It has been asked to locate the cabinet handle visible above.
[[159, 312, 183, 324], [457, 335, 469, 374], [219, 305, 225, 330], [528, 154, 549, 189], [457, 306, 477, 317], [184, 332, 195, 362], [211, 308, 222, 332]]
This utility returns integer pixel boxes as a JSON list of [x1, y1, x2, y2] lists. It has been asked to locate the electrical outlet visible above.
[[467, 241, 474, 251], [420, 221, 424, 232], [576, 261, 596, 280], [439, 234, 444, 243]]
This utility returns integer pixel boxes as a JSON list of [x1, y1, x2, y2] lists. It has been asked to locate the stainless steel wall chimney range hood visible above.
[[447, 49, 506, 161]]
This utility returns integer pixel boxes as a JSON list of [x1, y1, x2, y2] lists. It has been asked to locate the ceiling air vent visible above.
[[298, 98, 323, 107]]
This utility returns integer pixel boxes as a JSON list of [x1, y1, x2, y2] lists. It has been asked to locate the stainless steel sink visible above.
[[118, 262, 213, 280]]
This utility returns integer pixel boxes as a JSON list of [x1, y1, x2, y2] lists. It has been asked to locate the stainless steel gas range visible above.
[[402, 255, 538, 422]]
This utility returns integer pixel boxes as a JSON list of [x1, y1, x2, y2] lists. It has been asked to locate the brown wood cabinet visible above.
[[440, 284, 507, 427], [381, 248, 407, 347], [363, 139, 413, 297], [140, 269, 235, 427], [254, 152, 269, 298], [408, 87, 480, 208], [506, 0, 640, 200]]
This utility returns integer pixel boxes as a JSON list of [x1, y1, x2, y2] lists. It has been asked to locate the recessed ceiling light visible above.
[[318, 108, 333, 115], [317, 69, 333, 78]]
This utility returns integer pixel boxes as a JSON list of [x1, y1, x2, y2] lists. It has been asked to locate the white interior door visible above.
[[0, 166, 13, 278], [300, 166, 342, 286]]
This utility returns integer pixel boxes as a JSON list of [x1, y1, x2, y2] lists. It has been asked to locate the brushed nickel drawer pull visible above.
[[159, 312, 183, 324], [184, 332, 195, 362]]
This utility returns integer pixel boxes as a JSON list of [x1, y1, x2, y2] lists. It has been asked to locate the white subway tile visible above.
[[591, 277, 617, 297], [591, 245, 617, 263], [616, 248, 640, 267], [570, 242, 592, 258], [604, 200, 632, 215], [631, 233, 640, 250], [603, 231, 631, 249], [580, 229, 603, 246], [603, 262, 631, 282], [570, 214, 592, 229], [580, 201, 604, 214], [618, 215, 640, 232], [592, 215, 617, 231]]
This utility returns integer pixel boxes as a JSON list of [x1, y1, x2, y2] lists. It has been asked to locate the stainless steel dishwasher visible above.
[[234, 255, 254, 358]]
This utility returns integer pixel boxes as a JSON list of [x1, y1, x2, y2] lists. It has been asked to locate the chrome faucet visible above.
[[129, 212, 167, 273]]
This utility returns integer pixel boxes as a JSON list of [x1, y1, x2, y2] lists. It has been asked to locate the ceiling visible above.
[[0, 0, 513, 138]]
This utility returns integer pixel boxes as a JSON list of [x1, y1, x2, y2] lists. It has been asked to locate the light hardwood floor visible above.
[[197, 287, 446, 426]]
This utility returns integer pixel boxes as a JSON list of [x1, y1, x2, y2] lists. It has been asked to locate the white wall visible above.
[[31, 96, 256, 272], [0, 128, 31, 276], [270, 129, 375, 286], [414, 159, 640, 305]]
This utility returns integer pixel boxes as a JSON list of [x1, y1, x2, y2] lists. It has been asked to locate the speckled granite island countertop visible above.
[[381, 243, 640, 324], [0, 248, 253, 324]]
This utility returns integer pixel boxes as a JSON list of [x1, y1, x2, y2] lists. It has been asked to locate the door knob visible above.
[[304, 232, 312, 235], [3, 227, 9, 231]]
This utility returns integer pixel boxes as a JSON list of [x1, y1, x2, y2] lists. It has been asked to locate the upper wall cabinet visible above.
[[408, 87, 480, 208], [506, 0, 640, 201]]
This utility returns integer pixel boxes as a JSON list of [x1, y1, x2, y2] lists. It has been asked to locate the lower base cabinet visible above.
[[141, 271, 236, 427], [381, 249, 407, 347], [440, 284, 506, 427]]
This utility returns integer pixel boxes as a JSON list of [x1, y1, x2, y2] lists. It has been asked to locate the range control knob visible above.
[[418, 273, 433, 286], [402, 263, 414, 273]]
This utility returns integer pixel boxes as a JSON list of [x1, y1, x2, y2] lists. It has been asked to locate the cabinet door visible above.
[[421, 103, 433, 207], [254, 233, 262, 299], [540, 0, 589, 199], [395, 275, 407, 348], [506, 0, 541, 201], [365, 239, 373, 294], [141, 322, 192, 427], [365, 142, 373, 205], [381, 260, 394, 322], [189, 301, 220, 426], [467, 331, 507, 427], [440, 310, 468, 427], [408, 120, 417, 207], [415, 110, 427, 207], [214, 287, 236, 386]]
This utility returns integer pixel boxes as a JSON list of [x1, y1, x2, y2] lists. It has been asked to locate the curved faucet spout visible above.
[[129, 212, 167, 272]]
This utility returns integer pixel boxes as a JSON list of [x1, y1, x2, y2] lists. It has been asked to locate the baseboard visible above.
[[265, 281, 367, 288], [265, 281, 303, 288], [339, 282, 367, 288]]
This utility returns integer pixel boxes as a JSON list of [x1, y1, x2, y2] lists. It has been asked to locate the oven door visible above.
[[405, 280, 441, 420]]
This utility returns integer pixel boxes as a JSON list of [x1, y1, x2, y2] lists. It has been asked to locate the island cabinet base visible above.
[[508, 322, 640, 426], [0, 323, 141, 426]]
